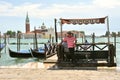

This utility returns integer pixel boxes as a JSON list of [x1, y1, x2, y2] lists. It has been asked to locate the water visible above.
[[0, 38, 49, 67], [0, 37, 120, 67]]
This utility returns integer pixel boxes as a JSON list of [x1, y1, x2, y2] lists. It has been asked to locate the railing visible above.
[[57, 42, 116, 66], [75, 42, 110, 51]]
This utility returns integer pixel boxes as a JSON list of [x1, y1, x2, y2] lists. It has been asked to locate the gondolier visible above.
[[63, 31, 77, 62]]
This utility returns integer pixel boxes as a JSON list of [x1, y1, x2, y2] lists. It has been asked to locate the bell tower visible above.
[[25, 12, 30, 33]]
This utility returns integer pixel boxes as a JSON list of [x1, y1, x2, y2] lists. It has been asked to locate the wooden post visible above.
[[106, 16, 110, 44], [4, 33, 7, 53], [92, 33, 95, 51], [106, 16, 111, 65], [0, 32, 1, 57], [60, 18, 63, 41], [33, 35, 35, 49], [54, 18, 58, 43], [49, 34, 51, 42], [52, 36, 54, 43], [17, 32, 20, 51], [82, 36, 84, 43], [17, 31, 18, 51], [34, 27, 38, 50], [114, 33, 116, 57]]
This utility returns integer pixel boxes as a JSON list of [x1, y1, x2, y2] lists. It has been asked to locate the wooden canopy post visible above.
[[106, 16, 115, 66], [106, 16, 110, 44]]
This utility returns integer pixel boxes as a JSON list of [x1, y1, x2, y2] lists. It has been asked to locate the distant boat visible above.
[[0, 43, 6, 52]]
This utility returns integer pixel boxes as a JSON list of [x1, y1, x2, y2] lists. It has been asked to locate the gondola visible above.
[[31, 43, 57, 59], [9, 48, 32, 58], [8, 31, 33, 58], [30, 48, 46, 59], [30, 27, 57, 59], [9, 47, 56, 59], [45, 43, 57, 58]]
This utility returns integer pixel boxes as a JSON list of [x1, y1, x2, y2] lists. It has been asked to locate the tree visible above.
[[111, 32, 116, 37], [105, 31, 110, 37], [6, 30, 22, 38], [118, 32, 120, 37], [17, 30, 22, 34]]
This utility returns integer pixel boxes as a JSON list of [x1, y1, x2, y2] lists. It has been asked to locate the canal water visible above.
[[0, 37, 120, 68]]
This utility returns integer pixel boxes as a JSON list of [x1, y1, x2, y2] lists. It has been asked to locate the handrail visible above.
[[76, 43, 111, 51]]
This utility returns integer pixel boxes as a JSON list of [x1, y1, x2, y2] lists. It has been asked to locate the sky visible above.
[[0, 0, 120, 35]]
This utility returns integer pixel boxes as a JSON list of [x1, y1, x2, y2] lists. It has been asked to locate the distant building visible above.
[[22, 13, 55, 39], [57, 30, 84, 39], [25, 12, 30, 33], [21, 13, 84, 39]]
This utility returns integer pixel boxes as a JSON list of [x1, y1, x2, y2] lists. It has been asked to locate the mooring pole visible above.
[[92, 33, 95, 51], [54, 18, 58, 43], [4, 33, 7, 53], [0, 32, 1, 57], [17, 31, 19, 51], [17, 31, 21, 51], [114, 33, 116, 56], [49, 34, 51, 43], [34, 27, 38, 50], [60, 18, 63, 41]]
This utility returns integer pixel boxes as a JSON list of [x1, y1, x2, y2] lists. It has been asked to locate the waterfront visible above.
[[0, 37, 120, 67]]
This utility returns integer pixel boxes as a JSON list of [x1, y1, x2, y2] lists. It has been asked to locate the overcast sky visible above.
[[0, 0, 120, 35]]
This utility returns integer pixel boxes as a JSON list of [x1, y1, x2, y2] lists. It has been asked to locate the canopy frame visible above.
[[57, 16, 110, 44]]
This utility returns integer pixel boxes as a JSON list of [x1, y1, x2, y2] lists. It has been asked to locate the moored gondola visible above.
[[9, 48, 32, 58], [30, 27, 57, 59], [31, 43, 57, 59], [30, 48, 46, 59], [9, 43, 57, 58]]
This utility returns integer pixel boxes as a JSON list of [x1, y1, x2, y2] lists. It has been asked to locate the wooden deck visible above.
[[43, 54, 116, 68]]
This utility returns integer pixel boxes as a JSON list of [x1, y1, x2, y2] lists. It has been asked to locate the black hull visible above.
[[31, 49, 56, 59], [46, 52, 56, 58], [9, 49, 32, 58], [9, 48, 56, 59], [31, 49, 46, 59]]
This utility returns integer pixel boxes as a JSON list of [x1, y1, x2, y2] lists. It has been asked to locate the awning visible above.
[[60, 17, 106, 25]]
